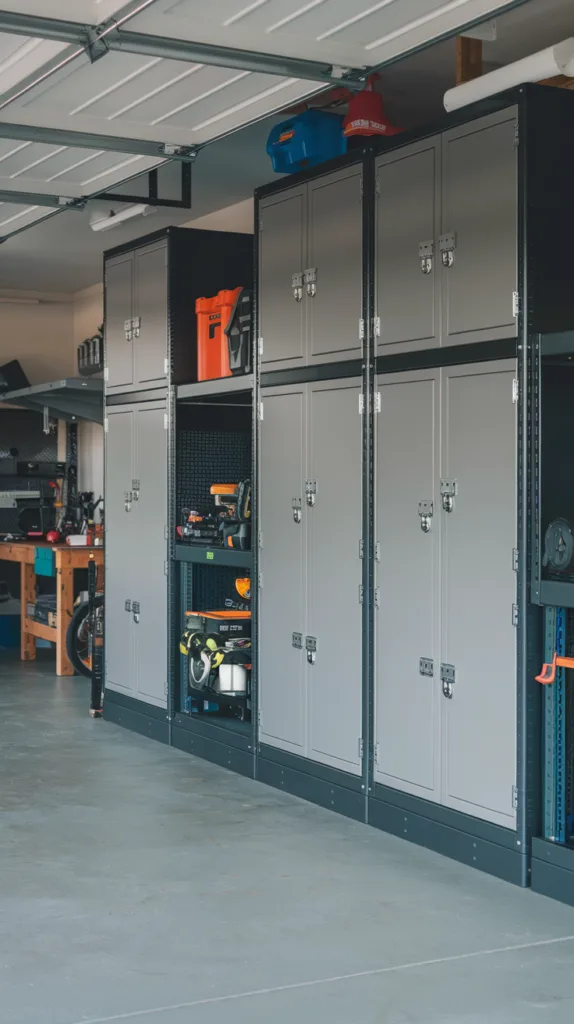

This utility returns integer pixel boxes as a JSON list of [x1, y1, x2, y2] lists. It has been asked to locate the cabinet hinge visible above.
[[375, 175, 381, 198], [513, 548, 518, 572], [259, 214, 263, 231], [258, 337, 264, 357], [358, 584, 364, 604], [359, 177, 363, 199], [372, 316, 381, 338], [359, 394, 365, 415], [258, 401, 264, 421], [164, 561, 169, 576], [164, 413, 168, 430], [258, 530, 263, 549], [104, 417, 108, 433], [374, 392, 381, 413], [258, 572, 263, 589], [375, 542, 380, 562], [512, 604, 518, 627], [103, 366, 109, 382], [359, 318, 365, 341], [358, 737, 364, 759], [164, 357, 169, 375], [513, 124, 519, 149], [374, 586, 380, 609], [359, 539, 364, 559], [374, 742, 380, 765], [164, 525, 169, 540], [512, 785, 518, 809], [512, 292, 520, 318], [512, 377, 519, 404], [164, 679, 168, 696]]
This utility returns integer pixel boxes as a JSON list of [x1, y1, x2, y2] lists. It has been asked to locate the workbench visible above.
[[0, 542, 104, 676]]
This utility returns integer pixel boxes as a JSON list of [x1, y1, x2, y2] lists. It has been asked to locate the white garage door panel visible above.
[[0, 138, 161, 197], [0, 201, 53, 232], [0, 34, 69, 96], [0, 2, 132, 19], [130, 0, 525, 68]]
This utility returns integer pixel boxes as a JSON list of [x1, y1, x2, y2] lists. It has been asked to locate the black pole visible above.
[[88, 556, 104, 718]]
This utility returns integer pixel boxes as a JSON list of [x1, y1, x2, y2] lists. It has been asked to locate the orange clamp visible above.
[[535, 652, 574, 685]]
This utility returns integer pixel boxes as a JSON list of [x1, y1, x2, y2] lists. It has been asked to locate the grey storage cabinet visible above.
[[258, 164, 363, 371], [376, 109, 518, 354], [105, 398, 169, 709], [258, 378, 363, 775], [104, 227, 253, 393], [375, 360, 517, 828]]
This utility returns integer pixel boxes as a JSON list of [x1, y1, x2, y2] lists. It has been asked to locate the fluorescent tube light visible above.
[[444, 38, 574, 112], [89, 203, 156, 233]]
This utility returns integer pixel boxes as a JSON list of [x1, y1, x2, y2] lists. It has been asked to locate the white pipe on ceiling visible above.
[[444, 37, 574, 112]]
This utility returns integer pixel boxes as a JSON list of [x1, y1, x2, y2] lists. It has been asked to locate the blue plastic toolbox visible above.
[[266, 110, 346, 173]]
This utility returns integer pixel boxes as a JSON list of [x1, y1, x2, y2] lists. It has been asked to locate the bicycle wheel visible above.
[[66, 597, 103, 678]]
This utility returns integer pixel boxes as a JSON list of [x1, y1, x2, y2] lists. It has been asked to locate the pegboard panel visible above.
[[0, 409, 59, 535], [176, 404, 251, 521], [182, 563, 250, 614]]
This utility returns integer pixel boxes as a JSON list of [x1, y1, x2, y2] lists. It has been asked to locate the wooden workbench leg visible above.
[[20, 562, 36, 662], [56, 567, 74, 677]]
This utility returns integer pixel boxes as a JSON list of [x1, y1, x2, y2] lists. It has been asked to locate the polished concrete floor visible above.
[[1, 654, 574, 1024]]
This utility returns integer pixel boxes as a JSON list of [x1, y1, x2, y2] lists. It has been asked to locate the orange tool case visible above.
[[196, 287, 242, 381]]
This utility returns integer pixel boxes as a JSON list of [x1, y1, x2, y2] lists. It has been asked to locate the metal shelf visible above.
[[177, 374, 253, 403], [0, 377, 103, 423], [175, 543, 252, 568]]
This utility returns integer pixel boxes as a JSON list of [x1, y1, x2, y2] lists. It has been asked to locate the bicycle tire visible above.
[[66, 597, 104, 678]]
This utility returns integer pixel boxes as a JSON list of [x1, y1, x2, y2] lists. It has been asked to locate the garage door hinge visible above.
[[358, 737, 364, 759], [512, 785, 518, 809], [104, 417, 108, 433], [512, 292, 520, 318], [512, 603, 518, 627], [512, 377, 519, 403]]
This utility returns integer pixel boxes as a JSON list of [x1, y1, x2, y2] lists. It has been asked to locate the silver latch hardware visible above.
[[292, 272, 303, 302], [439, 232, 456, 268], [512, 292, 520, 318], [512, 377, 519, 403], [419, 657, 434, 677], [292, 632, 303, 650], [292, 497, 302, 524], [512, 785, 518, 810], [418, 499, 433, 533], [512, 604, 518, 627], [124, 599, 132, 613], [513, 548, 518, 572], [132, 479, 140, 501], [124, 318, 133, 341], [419, 240, 434, 274], [305, 480, 317, 507], [132, 316, 141, 339], [132, 600, 140, 624], [124, 490, 132, 513], [304, 267, 317, 298], [440, 663, 455, 699], [440, 479, 457, 513], [305, 636, 317, 665]]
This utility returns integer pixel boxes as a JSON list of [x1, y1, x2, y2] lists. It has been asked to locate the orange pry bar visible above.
[[535, 652, 574, 685]]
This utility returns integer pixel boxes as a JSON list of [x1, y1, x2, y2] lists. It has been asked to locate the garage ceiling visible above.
[[0, 0, 531, 243]]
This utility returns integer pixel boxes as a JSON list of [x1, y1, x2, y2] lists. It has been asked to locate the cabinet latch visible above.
[[132, 600, 140, 624], [419, 240, 434, 274], [419, 657, 434, 677], [304, 267, 317, 298], [440, 663, 455, 699], [292, 272, 303, 302], [292, 632, 303, 650], [292, 497, 302, 524], [305, 636, 317, 664], [124, 318, 133, 341], [418, 500, 433, 533], [440, 479, 457, 513], [305, 480, 316, 507], [439, 232, 456, 268]]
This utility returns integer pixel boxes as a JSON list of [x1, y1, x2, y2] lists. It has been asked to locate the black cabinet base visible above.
[[531, 838, 574, 906], [171, 723, 255, 778], [369, 787, 525, 887], [257, 746, 365, 824], [103, 690, 170, 745]]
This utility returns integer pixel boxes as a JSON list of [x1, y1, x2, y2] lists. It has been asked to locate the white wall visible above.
[[0, 291, 74, 382], [74, 284, 104, 499]]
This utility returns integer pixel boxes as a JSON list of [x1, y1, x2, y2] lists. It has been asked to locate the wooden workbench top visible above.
[[0, 541, 104, 568]]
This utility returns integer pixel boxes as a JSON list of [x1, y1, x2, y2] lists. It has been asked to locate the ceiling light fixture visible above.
[[0, 296, 41, 305], [89, 203, 157, 233]]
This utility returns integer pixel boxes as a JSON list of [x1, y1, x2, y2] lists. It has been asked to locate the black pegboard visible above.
[[0, 410, 59, 537], [183, 564, 249, 613], [176, 405, 251, 521]]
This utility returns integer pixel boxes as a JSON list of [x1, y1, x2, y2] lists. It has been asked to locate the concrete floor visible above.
[[1, 656, 574, 1024]]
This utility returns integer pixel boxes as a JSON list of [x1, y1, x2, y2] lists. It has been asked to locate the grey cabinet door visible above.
[[134, 242, 169, 388], [376, 139, 440, 352], [441, 361, 517, 827], [259, 187, 306, 369], [442, 111, 518, 344], [307, 379, 363, 774], [133, 400, 168, 708], [375, 371, 440, 800], [307, 167, 363, 362], [258, 386, 306, 755], [105, 253, 133, 391], [104, 406, 135, 696]]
